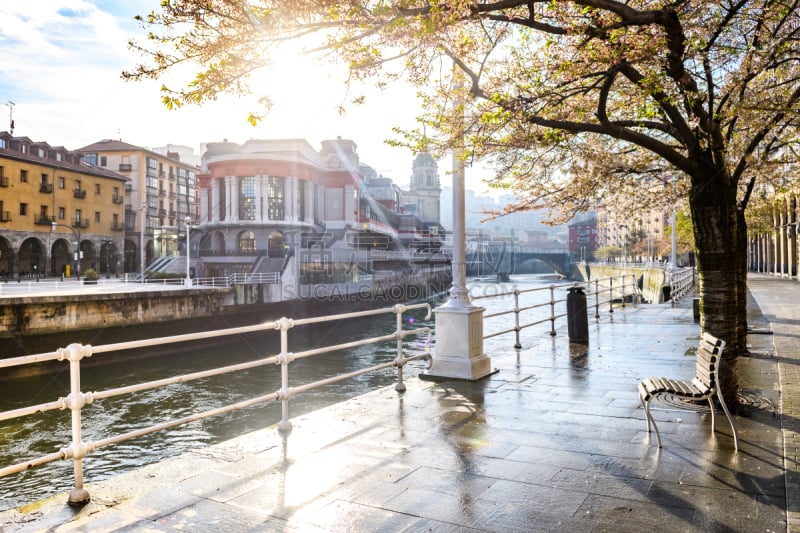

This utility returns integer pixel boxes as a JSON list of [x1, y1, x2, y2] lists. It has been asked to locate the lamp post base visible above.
[[424, 303, 494, 381]]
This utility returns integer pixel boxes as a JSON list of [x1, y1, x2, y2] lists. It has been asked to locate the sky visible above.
[[0, 0, 498, 193]]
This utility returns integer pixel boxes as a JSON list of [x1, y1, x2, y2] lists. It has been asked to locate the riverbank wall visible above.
[[573, 263, 670, 303], [0, 288, 230, 340]]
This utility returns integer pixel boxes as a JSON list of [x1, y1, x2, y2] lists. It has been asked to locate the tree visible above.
[[125, 1, 800, 406]]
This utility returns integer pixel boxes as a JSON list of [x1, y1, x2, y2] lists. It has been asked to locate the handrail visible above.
[[668, 267, 695, 304], [0, 303, 432, 506], [473, 275, 640, 349]]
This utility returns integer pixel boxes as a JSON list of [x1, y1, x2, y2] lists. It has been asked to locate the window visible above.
[[100, 156, 107, 167], [20, 203, 27, 216], [75, 180, 81, 190], [297, 179, 306, 220], [20, 169, 27, 182], [59, 207, 65, 220], [95, 212, 101, 223], [38, 148, 45, 157], [238, 231, 256, 253], [75, 209, 82, 223], [58, 177, 65, 189], [41, 173, 48, 184], [94, 183, 100, 194], [84, 153, 98, 165], [239, 177, 257, 220], [56, 152, 62, 162], [0, 138, 5, 148], [267, 177, 285, 220]]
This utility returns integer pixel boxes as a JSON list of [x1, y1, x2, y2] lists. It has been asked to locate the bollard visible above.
[[567, 286, 589, 343]]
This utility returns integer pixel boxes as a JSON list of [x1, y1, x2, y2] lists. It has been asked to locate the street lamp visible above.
[[184, 215, 192, 287], [101, 239, 112, 278], [51, 221, 81, 278], [140, 202, 146, 281]]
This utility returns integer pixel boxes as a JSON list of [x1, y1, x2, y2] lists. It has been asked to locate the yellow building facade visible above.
[[0, 132, 127, 278]]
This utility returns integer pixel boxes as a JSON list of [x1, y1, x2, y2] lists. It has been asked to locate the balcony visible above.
[[169, 172, 175, 181], [158, 189, 166, 197], [168, 210, 176, 218], [73, 188, 87, 199], [118, 163, 132, 172], [39, 183, 53, 193], [0, 176, 8, 187], [73, 219, 89, 229], [169, 192, 176, 199], [34, 215, 55, 225], [112, 194, 124, 204], [111, 221, 124, 231], [0, 211, 11, 222], [158, 208, 167, 217]]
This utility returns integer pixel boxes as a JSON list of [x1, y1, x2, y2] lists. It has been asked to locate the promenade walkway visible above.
[[1, 273, 796, 532]]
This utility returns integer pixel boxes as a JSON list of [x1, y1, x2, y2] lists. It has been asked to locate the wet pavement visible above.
[[1, 273, 797, 532]]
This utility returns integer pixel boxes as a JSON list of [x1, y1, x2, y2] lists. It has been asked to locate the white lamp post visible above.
[[140, 202, 146, 281], [184, 216, 192, 287]]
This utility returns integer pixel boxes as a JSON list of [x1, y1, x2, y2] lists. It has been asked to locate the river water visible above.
[[0, 274, 568, 511]]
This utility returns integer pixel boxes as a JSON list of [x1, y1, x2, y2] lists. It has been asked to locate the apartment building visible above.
[[79, 140, 199, 273], [0, 132, 127, 278]]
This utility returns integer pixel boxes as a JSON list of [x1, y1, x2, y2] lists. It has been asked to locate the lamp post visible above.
[[51, 221, 81, 278], [184, 216, 192, 287], [101, 239, 112, 278], [140, 202, 146, 281]]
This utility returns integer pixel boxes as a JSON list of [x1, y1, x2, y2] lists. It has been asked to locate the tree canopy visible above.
[[126, 0, 800, 402]]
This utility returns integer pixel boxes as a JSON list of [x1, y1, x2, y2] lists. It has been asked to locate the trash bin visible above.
[[567, 286, 589, 343]]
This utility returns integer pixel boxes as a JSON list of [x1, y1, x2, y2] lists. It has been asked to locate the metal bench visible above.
[[638, 332, 739, 451]]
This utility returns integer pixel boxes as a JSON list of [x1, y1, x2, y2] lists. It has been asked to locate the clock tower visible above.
[[404, 152, 441, 223]]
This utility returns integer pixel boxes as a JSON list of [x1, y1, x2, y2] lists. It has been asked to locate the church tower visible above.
[[405, 152, 441, 223]]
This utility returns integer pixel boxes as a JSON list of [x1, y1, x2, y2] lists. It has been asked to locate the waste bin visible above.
[[567, 286, 589, 343]]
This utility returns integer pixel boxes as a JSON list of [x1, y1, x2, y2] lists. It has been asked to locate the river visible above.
[[0, 274, 568, 511]]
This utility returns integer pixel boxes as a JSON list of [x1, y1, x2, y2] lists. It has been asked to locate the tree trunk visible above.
[[690, 182, 741, 408]]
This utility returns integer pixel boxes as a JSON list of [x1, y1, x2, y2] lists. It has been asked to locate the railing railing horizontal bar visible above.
[[0, 399, 66, 423], [483, 327, 518, 339], [519, 301, 554, 312], [91, 355, 281, 403], [92, 392, 281, 450], [483, 309, 515, 320], [289, 303, 431, 329], [0, 351, 61, 370], [0, 451, 64, 478], [292, 333, 399, 360], [519, 317, 556, 330], [90, 321, 280, 356], [289, 361, 399, 395], [292, 327, 430, 361]]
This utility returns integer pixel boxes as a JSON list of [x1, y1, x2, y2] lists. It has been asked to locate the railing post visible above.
[[394, 304, 407, 392], [513, 288, 522, 349], [276, 317, 294, 432], [593, 279, 600, 318], [608, 277, 614, 313], [669, 270, 675, 308], [620, 275, 627, 308], [58, 342, 94, 507], [548, 286, 557, 336]]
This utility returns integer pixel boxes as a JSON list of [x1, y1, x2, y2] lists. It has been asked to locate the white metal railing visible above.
[[668, 267, 696, 303], [473, 275, 640, 349], [0, 303, 431, 506]]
